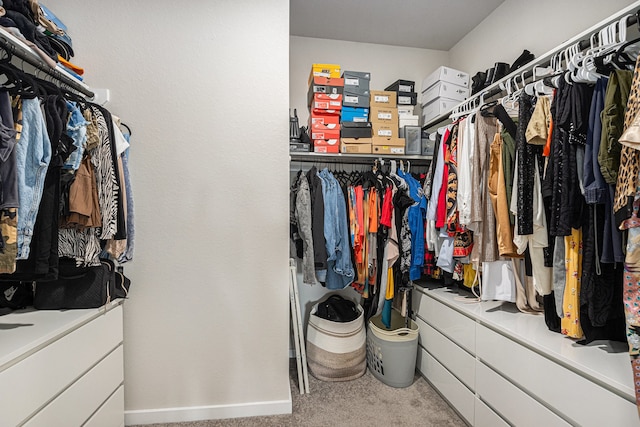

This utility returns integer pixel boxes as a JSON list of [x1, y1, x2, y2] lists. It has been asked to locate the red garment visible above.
[[380, 186, 393, 227], [436, 162, 449, 228]]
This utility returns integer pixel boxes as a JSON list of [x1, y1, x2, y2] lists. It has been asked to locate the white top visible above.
[[0, 301, 123, 371]]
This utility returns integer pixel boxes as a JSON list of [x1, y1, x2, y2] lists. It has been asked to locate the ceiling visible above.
[[290, 0, 505, 51]]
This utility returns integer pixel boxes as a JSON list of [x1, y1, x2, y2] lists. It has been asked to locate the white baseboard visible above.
[[124, 397, 292, 426]]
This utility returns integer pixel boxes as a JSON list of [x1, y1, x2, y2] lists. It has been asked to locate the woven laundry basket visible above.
[[306, 301, 366, 382]]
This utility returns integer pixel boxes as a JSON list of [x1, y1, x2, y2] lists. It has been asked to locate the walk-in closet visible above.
[[5, 1, 640, 426]]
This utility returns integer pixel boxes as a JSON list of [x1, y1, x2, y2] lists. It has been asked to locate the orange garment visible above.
[[368, 189, 378, 233], [58, 55, 84, 75]]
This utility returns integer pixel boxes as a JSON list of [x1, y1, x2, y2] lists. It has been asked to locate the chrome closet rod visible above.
[[423, 0, 640, 130]]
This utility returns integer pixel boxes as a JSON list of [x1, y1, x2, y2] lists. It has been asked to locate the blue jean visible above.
[[319, 169, 354, 289], [63, 101, 89, 171], [16, 98, 52, 259]]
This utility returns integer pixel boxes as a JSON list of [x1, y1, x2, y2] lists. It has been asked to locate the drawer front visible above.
[[417, 347, 474, 424], [25, 345, 123, 427], [415, 317, 475, 390], [84, 385, 125, 427], [476, 362, 570, 427], [476, 325, 638, 427], [474, 397, 509, 427], [0, 306, 123, 427], [413, 289, 475, 353]]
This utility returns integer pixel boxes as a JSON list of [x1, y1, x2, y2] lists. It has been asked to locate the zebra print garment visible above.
[[89, 105, 119, 240], [58, 227, 102, 266]]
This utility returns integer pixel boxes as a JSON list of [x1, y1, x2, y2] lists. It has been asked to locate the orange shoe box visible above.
[[311, 93, 343, 110], [311, 122, 340, 140], [310, 109, 340, 125], [308, 63, 341, 84], [313, 138, 339, 153]]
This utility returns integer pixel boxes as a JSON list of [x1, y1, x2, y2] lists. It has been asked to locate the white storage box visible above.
[[400, 115, 420, 128], [422, 66, 469, 92], [397, 106, 415, 117], [422, 97, 459, 124], [422, 81, 469, 105]]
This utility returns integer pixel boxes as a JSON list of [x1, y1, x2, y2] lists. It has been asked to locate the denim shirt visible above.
[[318, 168, 354, 289], [63, 101, 90, 171], [16, 98, 52, 260], [398, 169, 427, 281]]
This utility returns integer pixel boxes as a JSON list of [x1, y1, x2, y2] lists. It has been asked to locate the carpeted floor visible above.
[[133, 365, 465, 427]]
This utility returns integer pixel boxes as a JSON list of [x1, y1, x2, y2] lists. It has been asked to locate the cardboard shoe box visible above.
[[341, 122, 372, 139], [372, 122, 398, 139], [370, 107, 399, 127], [341, 142, 372, 154], [372, 138, 405, 155], [309, 63, 341, 84], [385, 79, 415, 93], [422, 66, 469, 92], [311, 93, 343, 110], [370, 90, 397, 108], [307, 76, 344, 106], [311, 122, 340, 140], [341, 106, 369, 122]]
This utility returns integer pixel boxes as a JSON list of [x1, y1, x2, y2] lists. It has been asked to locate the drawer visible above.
[[476, 362, 570, 427], [413, 289, 476, 353], [474, 397, 509, 427], [0, 306, 123, 427], [476, 325, 638, 427], [417, 347, 474, 424], [415, 317, 475, 390], [24, 345, 123, 427], [84, 385, 125, 427]]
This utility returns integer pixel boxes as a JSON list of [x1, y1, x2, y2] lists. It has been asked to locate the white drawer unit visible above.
[[413, 285, 639, 427], [0, 302, 124, 427], [84, 385, 125, 427], [476, 362, 571, 427], [413, 288, 476, 353], [415, 317, 475, 390], [474, 398, 508, 427], [417, 347, 475, 425]]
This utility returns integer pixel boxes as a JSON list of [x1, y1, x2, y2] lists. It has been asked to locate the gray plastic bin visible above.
[[366, 309, 419, 388]]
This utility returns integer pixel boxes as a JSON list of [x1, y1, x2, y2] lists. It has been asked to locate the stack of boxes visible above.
[[308, 64, 342, 153], [386, 79, 421, 155], [370, 90, 404, 155], [420, 66, 470, 125], [340, 71, 372, 154]]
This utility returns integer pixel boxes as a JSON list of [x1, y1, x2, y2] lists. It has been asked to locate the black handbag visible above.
[[33, 257, 126, 309], [316, 294, 359, 323]]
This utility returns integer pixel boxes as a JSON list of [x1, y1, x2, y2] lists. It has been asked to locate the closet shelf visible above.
[[290, 152, 432, 165], [422, 1, 640, 131], [0, 27, 94, 98]]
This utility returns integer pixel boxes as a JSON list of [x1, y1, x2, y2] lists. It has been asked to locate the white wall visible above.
[[45, 0, 291, 424], [290, 36, 449, 125], [449, 0, 638, 76]]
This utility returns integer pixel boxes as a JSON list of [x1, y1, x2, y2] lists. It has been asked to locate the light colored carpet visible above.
[[133, 365, 466, 427]]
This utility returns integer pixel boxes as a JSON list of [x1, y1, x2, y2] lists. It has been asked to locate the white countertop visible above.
[[0, 301, 123, 372], [414, 283, 634, 400]]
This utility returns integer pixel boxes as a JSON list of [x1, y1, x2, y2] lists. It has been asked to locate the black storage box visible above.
[[385, 79, 415, 93], [341, 122, 373, 138]]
